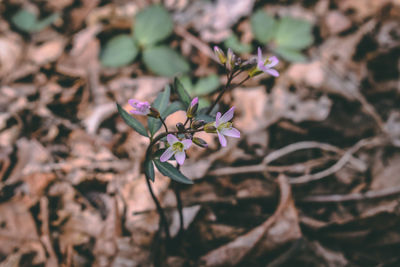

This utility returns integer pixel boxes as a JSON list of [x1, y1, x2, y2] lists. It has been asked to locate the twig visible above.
[[288, 136, 384, 184], [300, 184, 400, 203]]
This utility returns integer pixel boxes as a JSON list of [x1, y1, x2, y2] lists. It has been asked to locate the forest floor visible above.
[[1, 0, 400, 266]]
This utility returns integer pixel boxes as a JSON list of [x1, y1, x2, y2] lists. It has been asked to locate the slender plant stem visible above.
[[206, 74, 250, 115], [143, 127, 204, 240], [159, 116, 168, 133], [174, 166, 184, 235], [145, 175, 171, 240]]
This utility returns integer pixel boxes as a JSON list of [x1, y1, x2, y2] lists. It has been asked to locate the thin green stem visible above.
[[159, 116, 168, 133]]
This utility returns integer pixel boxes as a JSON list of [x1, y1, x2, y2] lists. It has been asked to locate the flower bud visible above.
[[204, 122, 217, 133], [191, 120, 206, 129], [176, 122, 185, 132], [148, 107, 160, 118], [193, 137, 208, 148], [226, 48, 235, 71], [214, 46, 226, 65], [187, 97, 199, 118]]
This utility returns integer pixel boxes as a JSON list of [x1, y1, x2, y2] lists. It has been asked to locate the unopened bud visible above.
[[204, 122, 217, 133], [191, 120, 206, 129], [214, 46, 226, 65], [193, 137, 208, 148], [176, 123, 185, 132], [226, 48, 235, 71], [148, 107, 160, 118], [187, 97, 199, 118]]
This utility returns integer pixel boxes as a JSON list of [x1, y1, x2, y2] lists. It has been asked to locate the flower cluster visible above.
[[128, 98, 240, 165], [120, 46, 279, 181], [214, 46, 279, 78]]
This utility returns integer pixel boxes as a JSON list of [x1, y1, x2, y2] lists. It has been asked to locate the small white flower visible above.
[[160, 134, 192, 165]]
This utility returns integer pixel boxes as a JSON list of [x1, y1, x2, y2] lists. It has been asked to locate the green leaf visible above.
[[251, 10, 276, 44], [32, 13, 59, 32], [197, 98, 210, 110], [154, 160, 193, 184], [12, 9, 59, 33], [12, 9, 36, 32], [275, 47, 307, 62], [193, 75, 220, 96], [143, 46, 190, 77], [224, 34, 252, 54], [144, 159, 155, 181], [275, 17, 313, 50], [148, 86, 171, 136], [178, 75, 194, 95], [133, 5, 173, 47], [116, 103, 148, 137], [164, 101, 185, 116], [100, 35, 139, 67], [174, 77, 192, 108]]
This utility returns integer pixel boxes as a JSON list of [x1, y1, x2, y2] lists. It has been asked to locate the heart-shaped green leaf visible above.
[[12, 9, 59, 33], [143, 46, 190, 77], [116, 103, 148, 137], [193, 75, 220, 96], [224, 34, 252, 54], [133, 5, 173, 47], [251, 10, 276, 44], [100, 34, 138, 67], [154, 160, 193, 184], [274, 47, 307, 62], [275, 17, 313, 50]]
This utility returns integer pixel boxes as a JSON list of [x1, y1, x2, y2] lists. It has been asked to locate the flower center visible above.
[[264, 58, 271, 65], [172, 142, 184, 152], [217, 122, 232, 131]]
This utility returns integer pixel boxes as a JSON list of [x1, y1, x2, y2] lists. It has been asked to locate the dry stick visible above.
[[207, 140, 372, 184], [300, 184, 400, 203], [288, 137, 384, 184]]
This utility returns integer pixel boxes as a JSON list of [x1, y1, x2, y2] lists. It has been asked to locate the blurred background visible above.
[[0, 0, 400, 266]]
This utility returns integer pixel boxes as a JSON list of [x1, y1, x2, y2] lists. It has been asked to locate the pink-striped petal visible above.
[[215, 112, 222, 127], [160, 147, 175, 162], [257, 47, 263, 63], [181, 139, 192, 149], [219, 107, 235, 123], [217, 131, 227, 147], [220, 127, 240, 138], [130, 110, 147, 115], [175, 151, 186, 165], [267, 69, 279, 77], [266, 56, 279, 68], [167, 134, 179, 145]]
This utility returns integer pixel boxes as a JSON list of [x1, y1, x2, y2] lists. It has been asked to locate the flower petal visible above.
[[181, 139, 192, 149], [257, 47, 263, 63], [175, 151, 186, 165], [190, 97, 199, 108], [160, 147, 175, 162], [220, 107, 235, 123], [266, 56, 279, 68], [220, 127, 240, 138], [217, 131, 227, 147], [215, 112, 222, 127], [167, 134, 179, 145], [266, 69, 279, 77], [128, 99, 139, 107], [130, 110, 146, 115]]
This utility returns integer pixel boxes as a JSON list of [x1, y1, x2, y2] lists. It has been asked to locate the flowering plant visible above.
[[116, 46, 278, 239]]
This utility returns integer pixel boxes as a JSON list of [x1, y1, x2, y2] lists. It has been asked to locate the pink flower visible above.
[[190, 97, 199, 108], [214, 107, 240, 147], [128, 99, 151, 115], [256, 47, 279, 77], [160, 134, 192, 165]]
